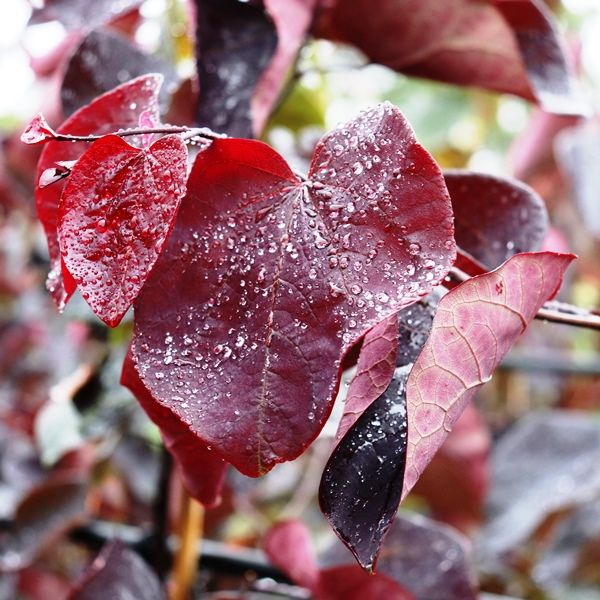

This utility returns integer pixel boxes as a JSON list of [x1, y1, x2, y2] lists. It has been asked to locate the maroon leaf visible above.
[[194, 0, 278, 137], [252, 0, 318, 136], [127, 102, 455, 477], [34, 74, 163, 310], [121, 350, 227, 507], [29, 0, 142, 31], [57, 133, 187, 327], [320, 296, 439, 570], [0, 481, 86, 572], [403, 252, 574, 497], [445, 170, 548, 270], [69, 540, 165, 600], [61, 30, 178, 117], [316, 0, 580, 114], [322, 512, 479, 600]]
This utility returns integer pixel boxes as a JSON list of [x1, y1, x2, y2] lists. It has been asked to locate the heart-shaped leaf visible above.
[[57, 133, 187, 327], [34, 74, 163, 310], [126, 102, 456, 477], [445, 170, 548, 270], [320, 252, 574, 570]]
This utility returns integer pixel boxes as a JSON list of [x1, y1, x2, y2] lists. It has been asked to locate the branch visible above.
[[51, 125, 224, 144]]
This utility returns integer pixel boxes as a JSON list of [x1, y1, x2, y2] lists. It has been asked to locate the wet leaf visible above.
[[194, 0, 277, 136], [29, 0, 142, 31], [0, 481, 86, 572], [322, 512, 478, 600], [69, 540, 165, 600], [316, 0, 581, 114], [126, 102, 455, 476], [320, 296, 439, 570], [252, 0, 318, 136], [21, 114, 58, 145], [477, 411, 600, 560], [61, 30, 178, 117], [58, 133, 187, 327], [35, 74, 163, 310], [121, 350, 227, 507], [445, 170, 548, 270]]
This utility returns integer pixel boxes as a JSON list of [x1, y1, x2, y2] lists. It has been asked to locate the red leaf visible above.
[[35, 74, 163, 310], [127, 102, 455, 477], [21, 114, 58, 145], [58, 133, 187, 327], [121, 350, 226, 507], [336, 314, 397, 440], [264, 520, 321, 592], [403, 251, 575, 497], [316, 0, 580, 114], [252, 0, 318, 136], [445, 170, 548, 270]]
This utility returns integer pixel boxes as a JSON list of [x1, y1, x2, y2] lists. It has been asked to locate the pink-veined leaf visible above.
[[121, 350, 226, 507], [445, 170, 548, 270], [252, 0, 318, 136], [321, 252, 574, 570], [68, 540, 165, 600], [264, 520, 413, 600], [321, 512, 478, 600], [126, 102, 455, 477], [33, 74, 163, 310], [57, 133, 187, 327], [194, 0, 277, 137], [316, 0, 581, 114]]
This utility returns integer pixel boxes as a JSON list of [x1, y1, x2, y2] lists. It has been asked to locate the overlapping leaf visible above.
[[445, 170, 548, 269], [33, 74, 163, 309], [316, 0, 580, 114], [126, 102, 455, 477], [320, 252, 573, 570], [57, 133, 187, 327]]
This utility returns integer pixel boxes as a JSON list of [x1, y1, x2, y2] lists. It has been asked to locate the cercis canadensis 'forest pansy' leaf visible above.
[[316, 0, 581, 115], [321, 252, 573, 570], [126, 102, 456, 477], [57, 133, 187, 327], [194, 0, 278, 137], [121, 350, 227, 507], [444, 170, 548, 270], [32, 74, 163, 310]]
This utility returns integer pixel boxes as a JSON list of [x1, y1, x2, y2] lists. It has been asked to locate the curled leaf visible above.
[[21, 114, 57, 145]]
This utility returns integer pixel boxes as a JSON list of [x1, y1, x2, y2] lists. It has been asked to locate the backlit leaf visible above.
[[126, 102, 455, 476]]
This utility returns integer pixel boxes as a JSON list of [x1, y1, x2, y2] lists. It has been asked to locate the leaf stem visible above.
[[52, 125, 224, 144], [449, 266, 600, 331]]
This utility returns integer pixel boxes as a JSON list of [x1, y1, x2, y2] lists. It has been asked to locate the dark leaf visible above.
[[316, 0, 581, 114], [58, 133, 187, 326], [478, 411, 600, 560], [121, 350, 227, 507], [194, 0, 278, 136], [0, 481, 86, 572], [61, 30, 178, 117], [445, 170, 548, 270], [320, 296, 438, 570], [126, 102, 455, 476], [34, 74, 163, 310], [322, 513, 478, 600], [252, 0, 318, 135], [29, 0, 142, 31], [69, 540, 165, 600]]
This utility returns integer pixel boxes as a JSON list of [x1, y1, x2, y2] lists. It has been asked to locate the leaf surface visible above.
[[445, 170, 548, 270], [316, 0, 580, 114], [127, 102, 455, 476], [194, 0, 277, 136], [69, 541, 165, 600], [35, 74, 163, 309], [58, 133, 187, 326]]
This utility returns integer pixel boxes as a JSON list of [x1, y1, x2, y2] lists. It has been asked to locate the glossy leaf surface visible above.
[[35, 74, 163, 309], [316, 0, 580, 114], [445, 170, 548, 269], [194, 0, 277, 136], [128, 102, 455, 476]]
